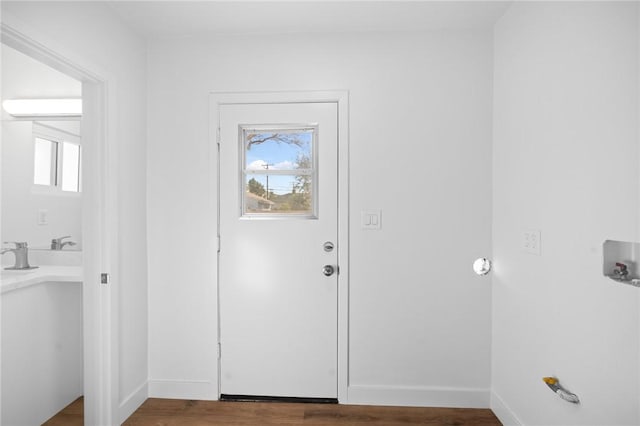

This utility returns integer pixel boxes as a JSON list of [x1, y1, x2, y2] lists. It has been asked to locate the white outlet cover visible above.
[[38, 209, 49, 226], [523, 229, 541, 255]]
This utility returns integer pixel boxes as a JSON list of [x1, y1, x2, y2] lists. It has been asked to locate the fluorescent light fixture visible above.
[[2, 99, 82, 117]]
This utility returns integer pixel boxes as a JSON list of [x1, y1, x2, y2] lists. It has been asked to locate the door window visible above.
[[240, 125, 317, 218]]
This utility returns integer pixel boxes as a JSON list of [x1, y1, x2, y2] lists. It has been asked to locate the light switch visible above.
[[523, 229, 541, 255], [362, 210, 381, 230]]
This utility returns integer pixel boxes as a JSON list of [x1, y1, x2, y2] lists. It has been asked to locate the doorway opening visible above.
[[1, 22, 115, 425], [1, 43, 83, 425]]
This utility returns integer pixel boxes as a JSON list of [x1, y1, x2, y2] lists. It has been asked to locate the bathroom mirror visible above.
[[1, 45, 82, 255]]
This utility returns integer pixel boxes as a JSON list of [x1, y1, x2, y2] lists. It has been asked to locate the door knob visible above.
[[322, 265, 335, 277]]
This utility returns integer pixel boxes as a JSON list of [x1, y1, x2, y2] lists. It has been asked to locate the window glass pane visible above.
[[245, 129, 313, 171], [34, 137, 57, 186], [244, 174, 313, 215], [242, 126, 316, 218], [61, 142, 80, 192]]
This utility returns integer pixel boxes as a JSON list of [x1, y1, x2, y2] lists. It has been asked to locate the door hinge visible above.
[[217, 342, 221, 359], [101, 273, 110, 285], [217, 235, 221, 253], [216, 127, 221, 146]]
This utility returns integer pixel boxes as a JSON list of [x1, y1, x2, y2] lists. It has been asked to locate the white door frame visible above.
[[1, 20, 119, 424], [210, 91, 350, 402]]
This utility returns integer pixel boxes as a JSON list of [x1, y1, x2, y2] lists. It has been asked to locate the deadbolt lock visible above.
[[323, 241, 335, 252]]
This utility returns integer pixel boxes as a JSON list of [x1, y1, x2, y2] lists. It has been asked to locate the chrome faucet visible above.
[[51, 236, 76, 250], [1, 242, 37, 270]]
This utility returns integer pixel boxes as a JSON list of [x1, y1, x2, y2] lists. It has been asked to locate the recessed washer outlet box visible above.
[[603, 240, 640, 287]]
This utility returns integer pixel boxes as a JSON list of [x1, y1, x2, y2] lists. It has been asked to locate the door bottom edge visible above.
[[220, 394, 338, 404]]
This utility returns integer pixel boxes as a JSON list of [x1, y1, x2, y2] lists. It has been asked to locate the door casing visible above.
[[210, 91, 350, 402]]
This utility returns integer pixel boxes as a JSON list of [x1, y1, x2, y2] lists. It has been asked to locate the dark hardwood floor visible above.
[[43, 397, 502, 425], [41, 396, 84, 426]]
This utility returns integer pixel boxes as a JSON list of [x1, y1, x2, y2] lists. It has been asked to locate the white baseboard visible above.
[[119, 381, 148, 424], [346, 384, 490, 408], [490, 391, 523, 426], [148, 379, 218, 400]]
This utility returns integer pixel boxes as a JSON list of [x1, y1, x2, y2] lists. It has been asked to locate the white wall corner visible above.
[[148, 379, 218, 401], [346, 385, 490, 409], [490, 391, 523, 426], [119, 380, 148, 424]]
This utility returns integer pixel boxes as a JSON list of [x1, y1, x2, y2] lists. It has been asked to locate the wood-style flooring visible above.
[[42, 396, 84, 426], [43, 397, 502, 425]]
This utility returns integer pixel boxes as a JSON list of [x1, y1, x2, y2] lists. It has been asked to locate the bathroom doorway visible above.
[[0, 43, 84, 425], [1, 25, 116, 425]]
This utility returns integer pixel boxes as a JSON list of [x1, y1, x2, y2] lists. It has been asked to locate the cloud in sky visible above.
[[247, 159, 296, 170]]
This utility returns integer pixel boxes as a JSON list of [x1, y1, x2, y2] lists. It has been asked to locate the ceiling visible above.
[[107, 1, 512, 40]]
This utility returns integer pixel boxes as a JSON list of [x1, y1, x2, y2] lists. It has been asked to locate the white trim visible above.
[[1, 14, 104, 82], [210, 90, 350, 402], [347, 384, 491, 409], [119, 381, 148, 424], [33, 122, 81, 142], [336, 91, 350, 403], [637, 5, 640, 425], [1, 15, 119, 426], [211, 90, 349, 106], [490, 391, 524, 426], [148, 379, 217, 400], [31, 186, 82, 198]]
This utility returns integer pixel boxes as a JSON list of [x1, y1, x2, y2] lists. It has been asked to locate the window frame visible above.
[[239, 123, 319, 219], [32, 122, 82, 195]]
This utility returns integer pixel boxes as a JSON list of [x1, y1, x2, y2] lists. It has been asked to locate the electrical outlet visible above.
[[523, 230, 541, 255], [38, 209, 49, 226]]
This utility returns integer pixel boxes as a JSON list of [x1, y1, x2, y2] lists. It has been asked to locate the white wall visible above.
[[147, 30, 493, 405], [1, 1, 149, 422], [1, 282, 82, 426], [1, 45, 82, 253], [492, 2, 639, 425]]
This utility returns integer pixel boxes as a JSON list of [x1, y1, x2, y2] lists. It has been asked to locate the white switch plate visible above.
[[523, 229, 541, 255], [361, 210, 381, 230], [38, 209, 49, 226]]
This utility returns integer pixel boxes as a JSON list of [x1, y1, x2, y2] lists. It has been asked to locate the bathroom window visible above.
[[60, 142, 81, 192], [33, 137, 57, 186], [240, 125, 317, 218], [33, 123, 81, 193]]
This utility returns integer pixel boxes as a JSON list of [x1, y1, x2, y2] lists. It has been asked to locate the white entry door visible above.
[[218, 101, 339, 400]]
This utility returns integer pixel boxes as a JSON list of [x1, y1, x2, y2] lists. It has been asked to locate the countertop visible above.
[[1, 265, 82, 294]]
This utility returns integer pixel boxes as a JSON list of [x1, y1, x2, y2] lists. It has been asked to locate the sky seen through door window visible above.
[[245, 130, 313, 195]]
